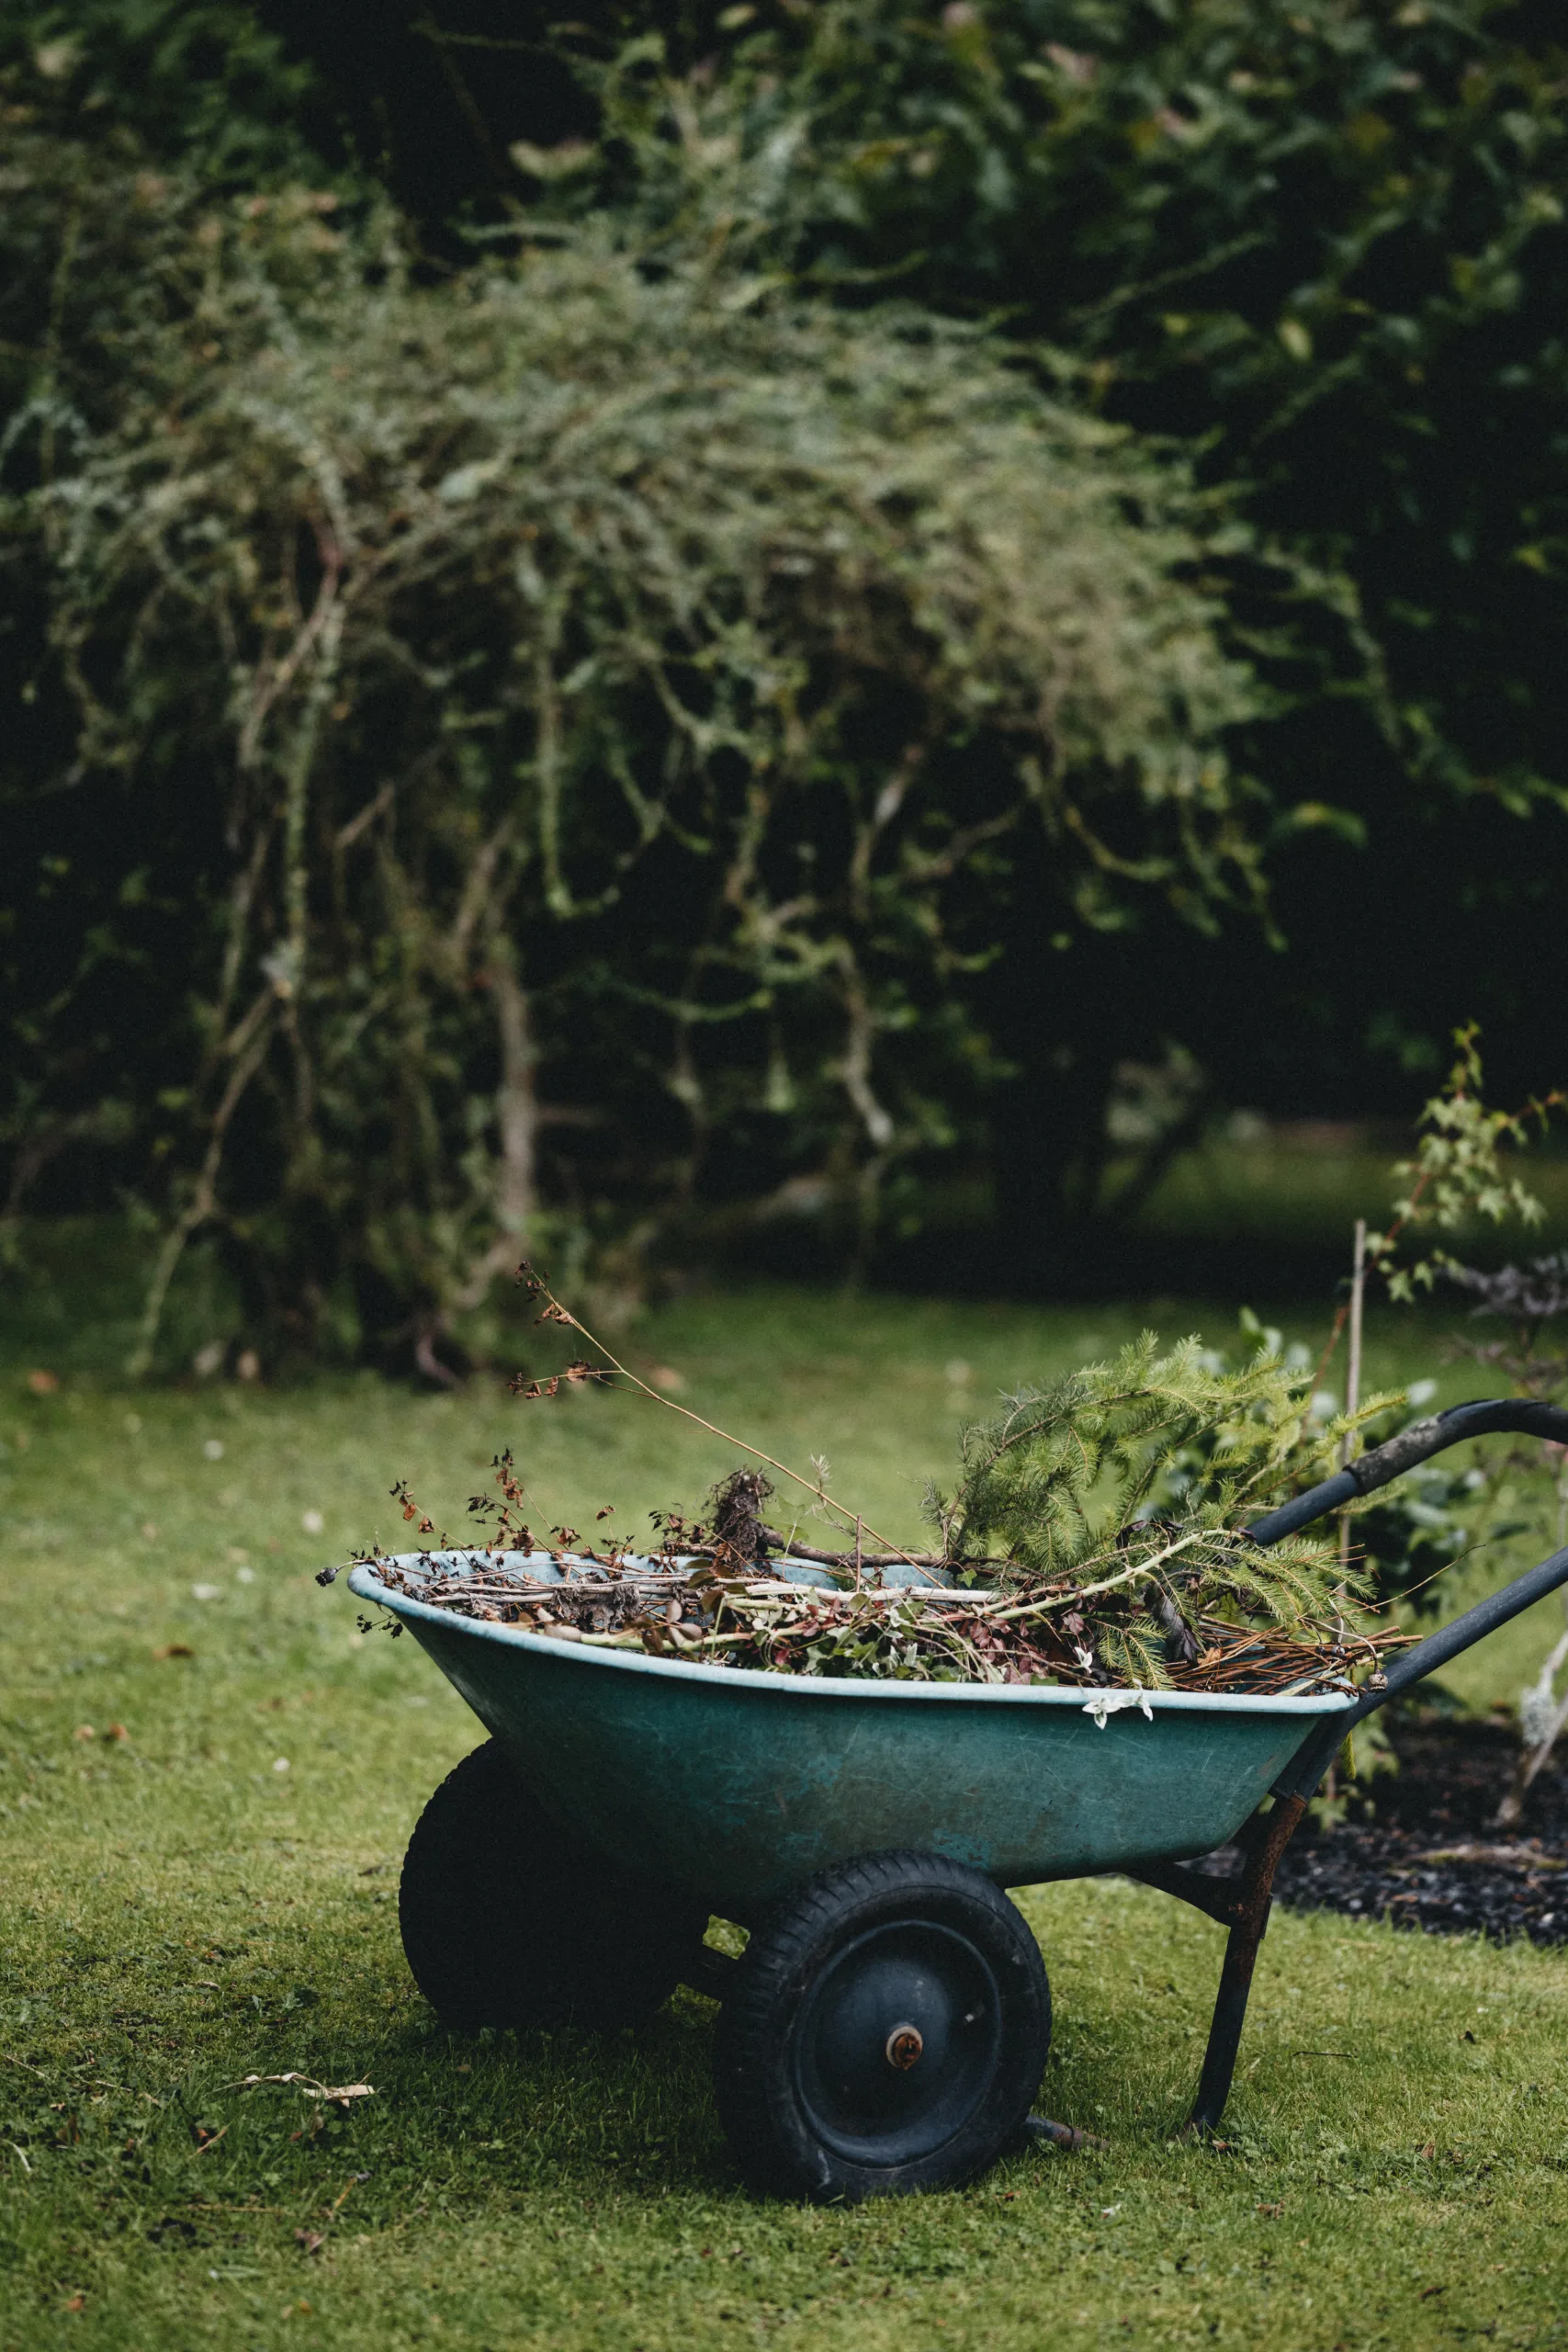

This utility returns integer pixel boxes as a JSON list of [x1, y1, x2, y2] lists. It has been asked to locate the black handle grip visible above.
[[1247, 1397, 1568, 1547]]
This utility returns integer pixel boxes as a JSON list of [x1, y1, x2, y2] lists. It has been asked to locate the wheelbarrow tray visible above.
[[349, 1553, 1354, 1917]]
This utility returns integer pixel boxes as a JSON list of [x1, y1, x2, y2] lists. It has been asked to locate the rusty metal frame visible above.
[[1125, 1794, 1309, 2133]]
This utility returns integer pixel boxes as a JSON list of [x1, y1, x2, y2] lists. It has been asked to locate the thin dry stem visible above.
[[525, 1274, 942, 1577]]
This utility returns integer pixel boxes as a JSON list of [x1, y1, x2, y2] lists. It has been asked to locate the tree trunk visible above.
[[450, 948, 536, 1317]]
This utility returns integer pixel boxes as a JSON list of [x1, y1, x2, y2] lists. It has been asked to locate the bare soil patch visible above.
[[1273, 1717, 1568, 1947]]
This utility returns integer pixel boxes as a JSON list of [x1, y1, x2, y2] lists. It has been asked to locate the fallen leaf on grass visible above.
[[152, 1644, 195, 1660], [231, 2073, 375, 2108], [60, 2292, 84, 2313], [295, 2230, 324, 2258], [27, 1369, 59, 1395], [1256, 2202, 1284, 2218]]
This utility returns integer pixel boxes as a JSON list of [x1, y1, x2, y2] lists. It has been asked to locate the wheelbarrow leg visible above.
[[1184, 1793, 1306, 2136]]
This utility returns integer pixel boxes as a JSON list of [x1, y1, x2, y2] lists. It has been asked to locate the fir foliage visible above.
[[929, 1333, 1395, 1687]]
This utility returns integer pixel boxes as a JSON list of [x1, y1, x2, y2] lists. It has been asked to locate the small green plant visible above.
[[1365, 1025, 1562, 1303], [1341, 1026, 1568, 1818], [1336, 1030, 1563, 1624]]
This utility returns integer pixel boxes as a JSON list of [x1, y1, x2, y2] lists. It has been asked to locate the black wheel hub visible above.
[[791, 1917, 1003, 2165]]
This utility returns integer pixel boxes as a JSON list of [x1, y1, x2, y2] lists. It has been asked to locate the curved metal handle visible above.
[[1250, 1396, 1568, 1801], [1247, 1397, 1568, 1546], [1278, 1538, 1568, 1800]]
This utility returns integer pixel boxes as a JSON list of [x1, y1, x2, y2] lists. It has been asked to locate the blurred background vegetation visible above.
[[3, 0, 1566, 1377]]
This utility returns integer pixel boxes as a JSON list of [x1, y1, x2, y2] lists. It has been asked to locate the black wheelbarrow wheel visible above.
[[399, 1738, 710, 2031], [714, 1849, 1050, 2201]]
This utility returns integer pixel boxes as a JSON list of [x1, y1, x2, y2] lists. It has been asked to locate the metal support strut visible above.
[[1183, 1794, 1306, 2134], [1127, 1792, 1308, 2135], [1148, 1396, 1568, 2138]]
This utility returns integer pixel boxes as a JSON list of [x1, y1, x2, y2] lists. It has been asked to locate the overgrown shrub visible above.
[[4, 119, 1265, 1369]]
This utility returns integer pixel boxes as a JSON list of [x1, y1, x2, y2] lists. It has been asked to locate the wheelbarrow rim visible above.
[[346, 1554, 1359, 1716]]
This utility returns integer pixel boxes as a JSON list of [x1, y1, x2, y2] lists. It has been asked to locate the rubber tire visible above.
[[714, 1849, 1050, 2202], [399, 1739, 710, 2031]]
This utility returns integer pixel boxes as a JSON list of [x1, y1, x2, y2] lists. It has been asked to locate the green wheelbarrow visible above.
[[348, 1397, 1568, 2200]]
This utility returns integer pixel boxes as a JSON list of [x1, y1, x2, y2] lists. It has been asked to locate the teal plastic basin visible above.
[[349, 1553, 1353, 1916]]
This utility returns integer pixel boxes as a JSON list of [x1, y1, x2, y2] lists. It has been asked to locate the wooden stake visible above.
[[1340, 1218, 1367, 1571]]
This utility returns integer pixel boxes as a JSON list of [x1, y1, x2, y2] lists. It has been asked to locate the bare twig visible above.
[[514, 1268, 942, 1577]]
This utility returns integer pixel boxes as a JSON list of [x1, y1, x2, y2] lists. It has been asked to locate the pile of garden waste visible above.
[[364, 1542, 1395, 1700], [342, 1301, 1411, 1702]]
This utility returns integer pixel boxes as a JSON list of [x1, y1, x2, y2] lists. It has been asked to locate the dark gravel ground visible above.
[[1271, 1715, 1568, 1948]]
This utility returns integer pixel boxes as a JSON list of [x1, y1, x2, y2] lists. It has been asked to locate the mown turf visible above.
[[3, 1283, 1566, 2349]]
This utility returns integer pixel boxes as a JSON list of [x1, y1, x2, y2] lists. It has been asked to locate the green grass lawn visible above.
[[3, 1281, 1567, 2349]]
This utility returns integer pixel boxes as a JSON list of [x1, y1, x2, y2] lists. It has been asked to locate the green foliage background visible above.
[[4, 0, 1567, 1364]]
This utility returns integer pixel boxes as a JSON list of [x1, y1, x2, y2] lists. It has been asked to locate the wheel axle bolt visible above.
[[885, 2024, 923, 2072]]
